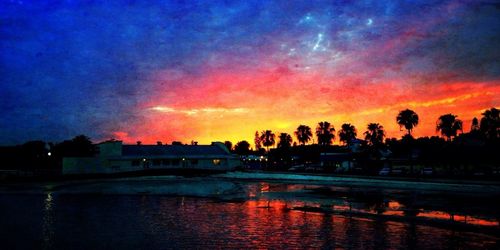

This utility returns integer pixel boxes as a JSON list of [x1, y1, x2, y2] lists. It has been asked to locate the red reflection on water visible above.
[[383, 210, 405, 216], [388, 201, 401, 210], [417, 210, 499, 226]]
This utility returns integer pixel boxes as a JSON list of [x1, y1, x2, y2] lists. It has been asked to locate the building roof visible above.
[[122, 144, 230, 157]]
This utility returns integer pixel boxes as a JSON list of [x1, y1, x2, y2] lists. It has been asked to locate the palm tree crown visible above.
[[295, 125, 312, 145], [316, 121, 335, 146], [436, 114, 463, 141], [254, 131, 261, 150], [396, 109, 419, 136], [471, 117, 480, 132], [338, 123, 357, 145], [479, 107, 499, 140], [277, 133, 293, 148], [364, 123, 385, 146], [259, 130, 276, 151]]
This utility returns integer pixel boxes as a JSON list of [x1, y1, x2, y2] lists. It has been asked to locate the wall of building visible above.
[[62, 141, 241, 175]]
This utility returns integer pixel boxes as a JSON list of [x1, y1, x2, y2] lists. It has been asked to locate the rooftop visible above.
[[121, 144, 230, 157]]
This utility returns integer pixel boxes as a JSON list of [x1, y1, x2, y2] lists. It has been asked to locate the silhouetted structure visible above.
[[295, 125, 312, 145], [396, 109, 419, 137], [63, 141, 240, 175], [338, 123, 357, 146], [436, 114, 463, 141], [316, 121, 336, 146]]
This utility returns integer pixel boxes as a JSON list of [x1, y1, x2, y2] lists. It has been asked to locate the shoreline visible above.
[[1, 170, 500, 195]]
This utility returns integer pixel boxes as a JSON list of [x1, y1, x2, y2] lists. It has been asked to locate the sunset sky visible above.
[[1, 0, 499, 146]]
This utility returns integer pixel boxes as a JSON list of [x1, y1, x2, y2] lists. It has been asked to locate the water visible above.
[[0, 177, 499, 249]]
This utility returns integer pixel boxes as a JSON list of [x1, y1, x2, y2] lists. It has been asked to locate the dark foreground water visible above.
[[0, 177, 499, 249]]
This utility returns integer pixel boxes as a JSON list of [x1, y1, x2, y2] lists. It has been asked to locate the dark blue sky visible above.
[[1, 0, 499, 145]]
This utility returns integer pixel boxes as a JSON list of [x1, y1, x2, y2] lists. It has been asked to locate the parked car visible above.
[[391, 168, 406, 175], [288, 165, 306, 172], [379, 167, 390, 176], [421, 167, 433, 175]]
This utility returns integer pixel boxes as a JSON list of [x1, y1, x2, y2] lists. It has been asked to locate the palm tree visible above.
[[436, 114, 463, 141], [338, 123, 357, 145], [471, 117, 480, 132], [295, 125, 312, 145], [277, 133, 293, 148], [364, 123, 385, 146], [259, 130, 276, 151], [396, 109, 419, 136], [479, 107, 499, 140], [316, 121, 335, 146], [254, 131, 261, 151]]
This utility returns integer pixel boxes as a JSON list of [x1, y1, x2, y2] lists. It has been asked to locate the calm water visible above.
[[0, 178, 499, 249]]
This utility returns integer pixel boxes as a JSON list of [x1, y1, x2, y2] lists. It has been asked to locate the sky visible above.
[[1, 0, 499, 146]]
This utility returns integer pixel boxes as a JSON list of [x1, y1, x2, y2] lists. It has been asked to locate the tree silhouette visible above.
[[277, 133, 293, 148], [316, 121, 335, 146], [364, 123, 385, 146], [396, 109, 419, 136], [234, 141, 251, 155], [254, 131, 261, 151], [471, 117, 480, 132], [259, 130, 276, 151], [224, 141, 233, 151], [479, 107, 499, 140], [295, 125, 312, 145], [436, 114, 463, 141], [53, 135, 96, 158], [338, 123, 357, 145]]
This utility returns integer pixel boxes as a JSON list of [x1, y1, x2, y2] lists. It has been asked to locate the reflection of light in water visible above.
[[387, 201, 401, 210], [260, 183, 269, 193], [417, 210, 499, 226], [42, 192, 54, 250], [383, 210, 404, 216]]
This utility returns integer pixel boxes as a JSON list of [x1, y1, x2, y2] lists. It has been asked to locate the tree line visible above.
[[228, 107, 499, 154]]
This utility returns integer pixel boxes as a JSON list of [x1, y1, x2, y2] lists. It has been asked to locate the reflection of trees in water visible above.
[[372, 218, 388, 249], [42, 192, 54, 250], [345, 189, 388, 214], [403, 223, 417, 250], [319, 215, 334, 249]]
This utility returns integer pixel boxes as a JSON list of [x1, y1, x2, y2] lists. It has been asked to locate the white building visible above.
[[63, 140, 241, 175]]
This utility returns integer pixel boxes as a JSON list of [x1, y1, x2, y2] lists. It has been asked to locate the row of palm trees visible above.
[[251, 107, 498, 151]]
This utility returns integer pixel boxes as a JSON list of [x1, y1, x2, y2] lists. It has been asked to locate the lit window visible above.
[[213, 159, 221, 165]]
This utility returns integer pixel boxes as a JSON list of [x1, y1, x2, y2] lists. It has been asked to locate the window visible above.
[[152, 159, 161, 166], [212, 159, 221, 165], [161, 159, 170, 166], [190, 159, 198, 165], [132, 160, 140, 166]]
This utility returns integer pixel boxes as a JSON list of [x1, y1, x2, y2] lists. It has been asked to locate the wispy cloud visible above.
[[149, 106, 249, 116]]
